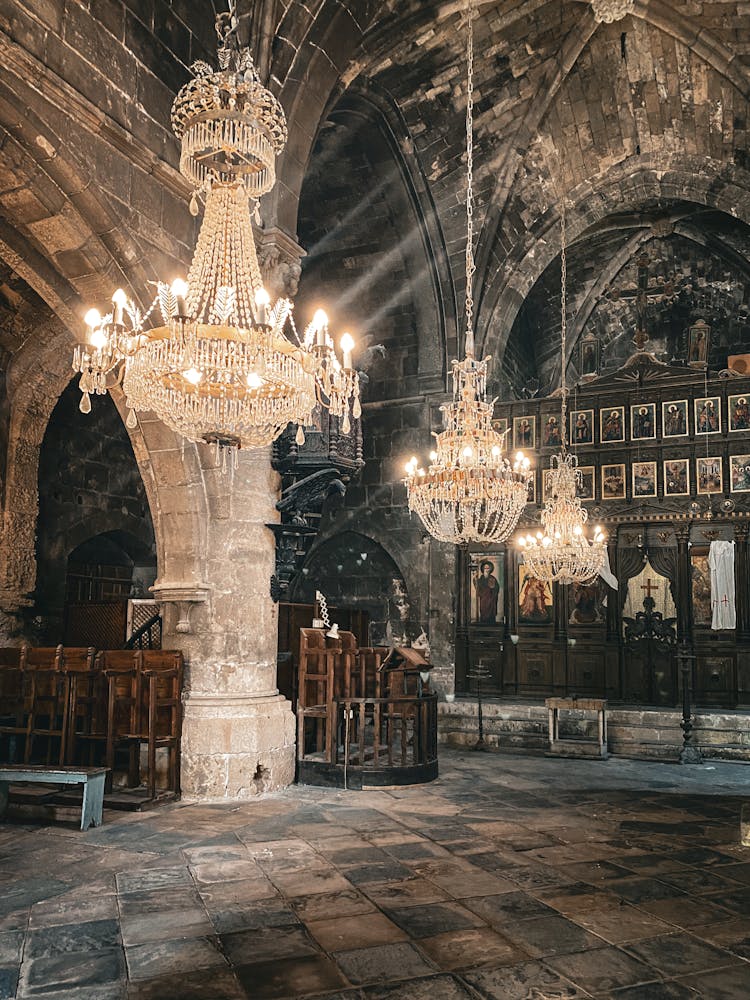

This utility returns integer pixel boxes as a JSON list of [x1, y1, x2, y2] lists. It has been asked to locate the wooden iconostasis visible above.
[[455, 357, 750, 710]]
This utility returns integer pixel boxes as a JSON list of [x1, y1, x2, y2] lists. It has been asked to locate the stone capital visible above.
[[255, 226, 306, 300], [150, 581, 210, 634]]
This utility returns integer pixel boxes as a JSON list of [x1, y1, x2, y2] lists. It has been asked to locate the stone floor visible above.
[[1, 750, 750, 999]]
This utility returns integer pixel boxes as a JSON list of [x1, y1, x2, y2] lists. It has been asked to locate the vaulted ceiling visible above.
[[1, 0, 750, 407]]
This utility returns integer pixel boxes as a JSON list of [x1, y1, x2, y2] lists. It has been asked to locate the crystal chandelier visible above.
[[72, 4, 359, 459], [517, 201, 607, 584], [404, 0, 532, 544]]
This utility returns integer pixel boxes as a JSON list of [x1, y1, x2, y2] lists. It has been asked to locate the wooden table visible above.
[[0, 765, 108, 830], [545, 697, 608, 760]]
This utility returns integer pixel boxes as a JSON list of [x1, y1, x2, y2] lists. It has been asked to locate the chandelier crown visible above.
[[171, 8, 287, 199]]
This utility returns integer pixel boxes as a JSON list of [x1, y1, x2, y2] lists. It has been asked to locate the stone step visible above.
[[437, 699, 750, 761]]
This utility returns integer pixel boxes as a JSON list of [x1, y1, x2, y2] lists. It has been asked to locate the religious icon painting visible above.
[[570, 409, 594, 446], [518, 563, 553, 624], [632, 460, 657, 498], [695, 396, 721, 434], [493, 416, 510, 442], [728, 394, 750, 433], [540, 414, 563, 449], [542, 468, 553, 502], [600, 406, 625, 443], [630, 403, 656, 440], [576, 466, 595, 501], [527, 473, 536, 505], [569, 578, 604, 625], [470, 553, 504, 625], [687, 319, 710, 367], [691, 551, 712, 626], [662, 400, 688, 438], [578, 334, 599, 377], [663, 458, 690, 497], [601, 463, 626, 500], [513, 415, 535, 451], [730, 455, 750, 493], [696, 456, 723, 494]]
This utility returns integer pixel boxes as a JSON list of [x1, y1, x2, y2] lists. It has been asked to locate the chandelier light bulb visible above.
[[254, 287, 270, 325], [112, 288, 127, 306], [340, 332, 355, 368], [429, 450, 438, 462], [84, 308, 102, 328], [90, 329, 108, 350], [171, 278, 189, 298], [247, 371, 263, 389], [462, 446, 473, 458], [491, 445, 501, 458], [182, 367, 203, 385]]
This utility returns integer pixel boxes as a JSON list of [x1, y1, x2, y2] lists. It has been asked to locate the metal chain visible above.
[[560, 196, 568, 451], [464, 0, 476, 358]]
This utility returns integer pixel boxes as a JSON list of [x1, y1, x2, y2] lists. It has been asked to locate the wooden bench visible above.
[[0, 765, 108, 830], [545, 697, 608, 760]]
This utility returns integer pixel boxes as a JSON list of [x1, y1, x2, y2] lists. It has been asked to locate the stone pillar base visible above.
[[180, 693, 296, 801]]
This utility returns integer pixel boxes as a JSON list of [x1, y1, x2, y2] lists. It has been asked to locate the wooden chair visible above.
[[23, 646, 67, 764], [103, 651, 183, 798], [61, 647, 100, 765], [101, 650, 142, 789], [0, 647, 29, 763]]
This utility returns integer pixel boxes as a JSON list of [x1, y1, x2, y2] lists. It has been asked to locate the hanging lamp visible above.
[[404, 0, 532, 544], [72, 2, 359, 463], [517, 200, 607, 584]]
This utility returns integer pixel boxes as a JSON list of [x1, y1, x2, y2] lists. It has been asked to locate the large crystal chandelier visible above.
[[72, 4, 359, 459], [517, 201, 607, 584], [404, 0, 532, 544]]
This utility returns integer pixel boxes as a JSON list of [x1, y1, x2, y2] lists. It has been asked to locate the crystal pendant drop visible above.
[[295, 425, 305, 446], [189, 191, 199, 216], [126, 408, 137, 429], [79, 392, 91, 414]]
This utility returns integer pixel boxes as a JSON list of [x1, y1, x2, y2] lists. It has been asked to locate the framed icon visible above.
[[578, 335, 599, 377], [728, 395, 750, 433], [601, 463, 626, 500], [662, 400, 688, 438], [663, 458, 690, 497], [527, 474, 536, 505], [470, 553, 504, 625], [695, 396, 721, 434], [518, 563, 553, 624], [542, 468, 553, 502], [570, 409, 594, 446], [493, 416, 510, 440], [631, 403, 656, 440], [540, 414, 563, 449], [730, 455, 750, 493], [513, 415, 535, 451], [576, 466, 595, 501], [696, 457, 723, 495], [687, 319, 710, 367], [632, 461, 657, 498], [600, 406, 625, 443]]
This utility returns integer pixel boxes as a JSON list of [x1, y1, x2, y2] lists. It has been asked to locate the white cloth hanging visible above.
[[708, 540, 736, 630], [599, 548, 618, 590]]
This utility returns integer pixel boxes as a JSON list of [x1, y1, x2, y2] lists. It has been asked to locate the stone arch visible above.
[[481, 154, 750, 374]]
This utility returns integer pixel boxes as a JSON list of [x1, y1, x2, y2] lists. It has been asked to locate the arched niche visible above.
[[35, 378, 156, 640], [291, 530, 426, 646]]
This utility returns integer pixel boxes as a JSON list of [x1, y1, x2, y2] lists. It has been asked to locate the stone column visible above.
[[155, 449, 295, 801]]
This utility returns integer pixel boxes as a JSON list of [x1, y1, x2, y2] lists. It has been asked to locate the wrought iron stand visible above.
[[468, 659, 493, 751]]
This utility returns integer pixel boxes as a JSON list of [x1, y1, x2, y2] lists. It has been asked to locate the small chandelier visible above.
[[72, 3, 359, 460], [517, 200, 607, 584], [404, 0, 532, 544]]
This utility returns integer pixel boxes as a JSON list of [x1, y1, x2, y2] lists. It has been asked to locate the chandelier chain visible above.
[[560, 196, 568, 450], [464, 0, 475, 357]]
